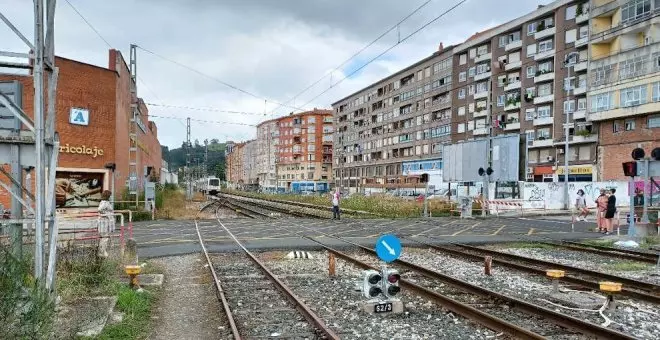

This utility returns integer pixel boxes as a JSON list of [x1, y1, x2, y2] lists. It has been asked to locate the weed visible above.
[[94, 285, 156, 339], [604, 261, 651, 272], [581, 239, 616, 247]]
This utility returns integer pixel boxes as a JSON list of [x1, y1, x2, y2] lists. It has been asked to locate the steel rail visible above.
[[193, 217, 242, 339], [220, 195, 325, 219], [557, 240, 659, 263], [408, 238, 660, 304], [220, 199, 265, 218], [454, 243, 660, 297], [218, 191, 376, 216], [210, 208, 340, 339]]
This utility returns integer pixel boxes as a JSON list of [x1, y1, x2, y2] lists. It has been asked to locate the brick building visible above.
[[255, 119, 278, 192], [0, 49, 162, 209]]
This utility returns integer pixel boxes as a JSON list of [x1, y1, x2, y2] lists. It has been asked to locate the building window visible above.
[[621, 0, 651, 24], [526, 130, 535, 141], [477, 45, 488, 56], [525, 109, 535, 121], [307, 154, 315, 161], [307, 116, 316, 123], [590, 92, 613, 112], [538, 83, 552, 96], [648, 114, 660, 128], [459, 54, 467, 65], [498, 75, 507, 86], [476, 81, 488, 94], [619, 56, 647, 80], [526, 66, 536, 78], [592, 64, 614, 86], [564, 100, 575, 113], [457, 123, 466, 133], [577, 97, 587, 111], [538, 39, 554, 53], [458, 88, 466, 99], [468, 67, 476, 77], [527, 22, 537, 35], [537, 128, 551, 139], [469, 48, 476, 59], [497, 95, 505, 107], [526, 44, 537, 57], [565, 29, 577, 44], [625, 119, 636, 131], [620, 85, 647, 107], [613, 120, 623, 133], [476, 62, 490, 74], [566, 5, 577, 20], [458, 106, 466, 116], [459, 71, 467, 82], [579, 25, 589, 39], [498, 36, 508, 47], [537, 106, 551, 118], [538, 61, 552, 73]]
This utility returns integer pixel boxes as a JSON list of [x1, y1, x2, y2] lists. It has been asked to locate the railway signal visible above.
[[383, 268, 401, 298], [362, 270, 382, 298]]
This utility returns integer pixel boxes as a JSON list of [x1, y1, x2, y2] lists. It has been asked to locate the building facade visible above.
[[588, 0, 660, 180], [331, 44, 455, 193], [255, 119, 278, 192], [275, 109, 334, 192], [0, 50, 162, 210], [451, 0, 596, 183]]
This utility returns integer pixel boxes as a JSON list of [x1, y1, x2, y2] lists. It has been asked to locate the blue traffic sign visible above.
[[375, 234, 402, 263]]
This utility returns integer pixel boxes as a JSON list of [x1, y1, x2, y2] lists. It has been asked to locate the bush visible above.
[[0, 248, 55, 339]]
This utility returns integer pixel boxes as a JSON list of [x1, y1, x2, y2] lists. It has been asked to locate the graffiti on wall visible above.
[[523, 181, 630, 210]]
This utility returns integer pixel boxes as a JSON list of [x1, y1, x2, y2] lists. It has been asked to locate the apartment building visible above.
[[452, 0, 596, 182], [255, 119, 278, 192], [226, 140, 258, 189], [275, 109, 334, 192], [588, 0, 660, 180], [331, 44, 455, 193], [241, 140, 258, 189]]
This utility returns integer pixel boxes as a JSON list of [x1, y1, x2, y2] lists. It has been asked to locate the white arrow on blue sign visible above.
[[375, 234, 402, 263]]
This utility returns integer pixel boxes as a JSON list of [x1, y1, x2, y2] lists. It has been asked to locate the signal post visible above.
[[360, 235, 404, 314]]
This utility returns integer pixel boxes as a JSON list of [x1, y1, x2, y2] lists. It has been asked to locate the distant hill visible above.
[[162, 138, 226, 182]]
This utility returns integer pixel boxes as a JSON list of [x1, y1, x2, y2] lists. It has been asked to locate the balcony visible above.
[[474, 71, 491, 81], [534, 49, 555, 61], [533, 115, 554, 126], [292, 148, 302, 154], [575, 36, 589, 47], [473, 108, 488, 118], [573, 60, 588, 72], [531, 138, 554, 148], [591, 0, 618, 18], [573, 109, 586, 120], [588, 101, 660, 121], [576, 12, 589, 24], [534, 71, 554, 84], [504, 121, 521, 131], [534, 26, 556, 40], [504, 101, 521, 111], [504, 81, 521, 91], [505, 60, 522, 71], [475, 52, 492, 63], [555, 133, 599, 145], [573, 85, 587, 95], [474, 91, 489, 99], [505, 40, 522, 52], [473, 127, 488, 136], [533, 94, 554, 104]]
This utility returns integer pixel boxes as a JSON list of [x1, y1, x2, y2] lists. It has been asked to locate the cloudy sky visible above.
[[0, 0, 547, 149]]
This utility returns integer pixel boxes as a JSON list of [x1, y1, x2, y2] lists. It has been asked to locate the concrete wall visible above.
[[521, 181, 631, 210]]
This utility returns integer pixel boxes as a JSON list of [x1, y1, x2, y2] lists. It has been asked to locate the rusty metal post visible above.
[[484, 256, 492, 276], [328, 253, 336, 276]]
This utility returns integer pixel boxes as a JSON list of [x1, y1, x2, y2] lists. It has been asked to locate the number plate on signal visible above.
[[374, 302, 393, 313]]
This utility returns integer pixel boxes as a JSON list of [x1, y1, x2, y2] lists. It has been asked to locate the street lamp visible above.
[[104, 163, 116, 207], [563, 52, 580, 210]]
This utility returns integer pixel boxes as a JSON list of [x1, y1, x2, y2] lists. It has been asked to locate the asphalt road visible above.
[[132, 216, 620, 258]]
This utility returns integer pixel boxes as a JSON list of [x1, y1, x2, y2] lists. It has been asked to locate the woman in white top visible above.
[[97, 190, 115, 258], [575, 189, 589, 222]]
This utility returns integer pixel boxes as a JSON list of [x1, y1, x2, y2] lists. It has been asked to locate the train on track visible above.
[[195, 176, 221, 195]]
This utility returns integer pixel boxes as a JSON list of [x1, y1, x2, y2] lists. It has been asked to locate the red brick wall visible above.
[[598, 114, 659, 180], [110, 49, 132, 197]]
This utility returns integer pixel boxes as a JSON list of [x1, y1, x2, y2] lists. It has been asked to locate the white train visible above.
[[195, 177, 221, 195]]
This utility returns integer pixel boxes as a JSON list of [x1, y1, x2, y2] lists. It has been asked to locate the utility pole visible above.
[[185, 117, 192, 199], [563, 52, 579, 211], [483, 78, 493, 216], [204, 139, 208, 179]]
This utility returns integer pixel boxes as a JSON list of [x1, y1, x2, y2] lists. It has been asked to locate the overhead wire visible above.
[[270, 0, 435, 115], [148, 114, 257, 127]]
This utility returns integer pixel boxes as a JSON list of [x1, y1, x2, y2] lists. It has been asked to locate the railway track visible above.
[[214, 194, 327, 219], [540, 239, 660, 264], [243, 219, 636, 339], [193, 207, 340, 339]]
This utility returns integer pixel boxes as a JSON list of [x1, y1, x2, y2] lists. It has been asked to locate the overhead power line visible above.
[[297, 0, 468, 110], [271, 0, 435, 115], [149, 114, 257, 127], [146, 103, 265, 116], [134, 45, 306, 113]]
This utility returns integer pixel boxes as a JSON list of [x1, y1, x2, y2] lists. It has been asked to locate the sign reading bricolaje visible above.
[[69, 107, 90, 126], [59, 144, 104, 158]]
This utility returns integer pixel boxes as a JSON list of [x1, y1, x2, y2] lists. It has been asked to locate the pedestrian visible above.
[[595, 189, 608, 232], [575, 189, 589, 221], [97, 190, 115, 258], [603, 189, 617, 235], [331, 189, 341, 220]]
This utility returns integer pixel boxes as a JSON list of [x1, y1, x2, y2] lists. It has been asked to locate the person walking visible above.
[[595, 189, 608, 233], [603, 189, 617, 235], [97, 190, 115, 258], [331, 189, 341, 220], [575, 189, 589, 221]]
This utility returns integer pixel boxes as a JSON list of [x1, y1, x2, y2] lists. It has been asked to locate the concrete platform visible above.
[[132, 216, 617, 258]]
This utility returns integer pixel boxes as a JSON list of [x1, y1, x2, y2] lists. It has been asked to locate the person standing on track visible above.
[[596, 189, 608, 233], [575, 189, 589, 221], [331, 189, 341, 220], [603, 189, 617, 235]]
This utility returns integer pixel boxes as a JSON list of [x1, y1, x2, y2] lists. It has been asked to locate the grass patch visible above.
[[503, 242, 555, 249], [580, 239, 616, 247], [56, 244, 120, 303], [223, 189, 465, 218], [93, 285, 156, 340], [604, 261, 651, 272]]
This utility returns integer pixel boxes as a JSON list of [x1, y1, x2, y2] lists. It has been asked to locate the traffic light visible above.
[[362, 270, 382, 299], [622, 161, 637, 177], [478, 167, 485, 176], [486, 167, 494, 176], [652, 147, 660, 161], [632, 148, 645, 160], [382, 268, 401, 298]]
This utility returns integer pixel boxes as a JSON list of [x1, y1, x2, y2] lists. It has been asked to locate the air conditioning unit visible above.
[[526, 167, 533, 174]]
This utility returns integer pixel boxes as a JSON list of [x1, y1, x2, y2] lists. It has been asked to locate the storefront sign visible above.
[[55, 171, 105, 208], [69, 107, 90, 126], [137, 140, 150, 155], [555, 165, 592, 175], [59, 144, 104, 158]]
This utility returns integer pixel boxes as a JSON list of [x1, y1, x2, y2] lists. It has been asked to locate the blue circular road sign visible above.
[[375, 234, 402, 263]]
